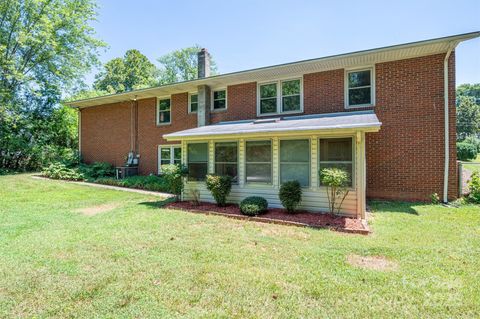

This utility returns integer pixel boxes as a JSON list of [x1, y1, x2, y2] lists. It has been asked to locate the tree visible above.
[[457, 84, 480, 140], [157, 45, 217, 84], [457, 83, 480, 103], [0, 0, 104, 170], [93, 49, 158, 93]]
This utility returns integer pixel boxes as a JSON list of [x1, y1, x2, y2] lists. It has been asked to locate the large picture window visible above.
[[215, 142, 238, 182], [280, 139, 310, 187], [157, 98, 171, 124], [245, 140, 272, 183], [258, 79, 302, 115], [346, 69, 373, 107], [187, 143, 208, 181], [319, 138, 353, 187]]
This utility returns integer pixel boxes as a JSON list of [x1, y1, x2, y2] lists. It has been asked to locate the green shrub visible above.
[[457, 142, 478, 161], [240, 196, 268, 216], [79, 162, 115, 180], [430, 193, 440, 204], [279, 181, 302, 213], [205, 175, 232, 207], [463, 135, 480, 152], [95, 175, 170, 193], [41, 162, 84, 181], [467, 171, 480, 203], [320, 168, 350, 214], [161, 164, 188, 197]]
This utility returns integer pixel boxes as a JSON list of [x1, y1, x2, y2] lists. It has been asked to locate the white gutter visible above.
[[443, 42, 457, 203]]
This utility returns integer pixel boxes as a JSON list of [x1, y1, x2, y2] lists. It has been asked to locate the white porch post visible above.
[[208, 140, 214, 174], [355, 131, 367, 219], [238, 139, 245, 187], [272, 137, 279, 187]]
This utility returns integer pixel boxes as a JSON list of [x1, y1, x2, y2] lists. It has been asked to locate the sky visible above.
[[85, 0, 480, 86]]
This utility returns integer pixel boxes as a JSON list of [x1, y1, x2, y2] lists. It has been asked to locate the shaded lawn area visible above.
[[0, 174, 479, 318]]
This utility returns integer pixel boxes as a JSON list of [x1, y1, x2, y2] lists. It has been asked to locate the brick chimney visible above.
[[197, 48, 211, 78], [197, 48, 211, 127]]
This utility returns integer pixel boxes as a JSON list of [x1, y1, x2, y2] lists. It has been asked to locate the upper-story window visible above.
[[346, 68, 374, 108], [212, 89, 227, 110], [258, 78, 302, 116], [189, 93, 198, 113], [157, 97, 171, 125]]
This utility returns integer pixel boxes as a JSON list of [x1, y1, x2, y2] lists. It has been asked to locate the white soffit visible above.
[[67, 32, 480, 108]]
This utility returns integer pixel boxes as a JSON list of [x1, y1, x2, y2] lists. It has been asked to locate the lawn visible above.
[[0, 174, 479, 318]]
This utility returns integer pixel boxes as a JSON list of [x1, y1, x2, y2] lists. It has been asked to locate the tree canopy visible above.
[[456, 83, 480, 141], [0, 0, 104, 170], [93, 49, 158, 93]]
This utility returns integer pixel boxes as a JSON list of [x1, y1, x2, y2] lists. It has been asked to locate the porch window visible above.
[[280, 139, 310, 187], [346, 69, 373, 107], [319, 138, 353, 187], [212, 89, 227, 110], [215, 142, 238, 182], [245, 140, 272, 183], [187, 143, 208, 181], [158, 145, 181, 173], [189, 93, 198, 113], [157, 98, 171, 125]]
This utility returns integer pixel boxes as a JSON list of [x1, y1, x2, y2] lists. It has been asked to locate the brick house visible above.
[[67, 32, 480, 218]]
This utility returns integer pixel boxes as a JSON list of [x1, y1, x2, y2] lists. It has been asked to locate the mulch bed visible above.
[[165, 201, 369, 235]]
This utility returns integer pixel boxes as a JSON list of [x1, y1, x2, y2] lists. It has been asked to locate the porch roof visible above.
[[164, 110, 381, 140]]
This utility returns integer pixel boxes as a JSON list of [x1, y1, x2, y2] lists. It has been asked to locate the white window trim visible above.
[[344, 67, 375, 109], [156, 96, 172, 126], [188, 92, 198, 114], [257, 78, 304, 117], [186, 141, 209, 182], [318, 136, 356, 190], [244, 139, 273, 185], [158, 144, 181, 174], [211, 88, 228, 112]]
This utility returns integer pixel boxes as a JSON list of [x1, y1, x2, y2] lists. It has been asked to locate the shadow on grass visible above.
[[368, 200, 420, 215], [138, 197, 177, 209]]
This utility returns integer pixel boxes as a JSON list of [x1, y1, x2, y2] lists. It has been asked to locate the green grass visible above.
[[1, 174, 479, 318], [462, 154, 480, 171]]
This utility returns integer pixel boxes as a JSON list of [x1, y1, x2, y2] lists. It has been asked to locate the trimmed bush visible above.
[[41, 162, 84, 181], [463, 135, 480, 152], [468, 171, 480, 203], [279, 181, 302, 213], [457, 142, 477, 161], [95, 175, 170, 192], [205, 175, 232, 207], [240, 196, 268, 216], [161, 164, 188, 197], [79, 162, 115, 180]]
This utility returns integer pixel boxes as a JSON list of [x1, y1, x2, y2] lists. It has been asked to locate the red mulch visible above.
[[165, 201, 369, 234]]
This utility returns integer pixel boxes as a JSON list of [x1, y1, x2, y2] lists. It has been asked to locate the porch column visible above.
[[310, 136, 318, 188], [356, 131, 367, 219], [238, 139, 245, 187], [272, 137, 279, 187], [208, 140, 214, 174]]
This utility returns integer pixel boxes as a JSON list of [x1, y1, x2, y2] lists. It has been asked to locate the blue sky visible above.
[[86, 0, 480, 86]]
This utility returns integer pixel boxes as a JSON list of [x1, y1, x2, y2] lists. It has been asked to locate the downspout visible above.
[[443, 42, 457, 203]]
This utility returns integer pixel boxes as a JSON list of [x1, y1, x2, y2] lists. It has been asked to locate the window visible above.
[[258, 79, 302, 115], [319, 138, 353, 187], [212, 89, 226, 110], [158, 145, 181, 173], [245, 140, 272, 183], [189, 93, 198, 113], [280, 139, 310, 187], [157, 98, 171, 125], [187, 143, 208, 181], [215, 142, 238, 182], [346, 69, 374, 107]]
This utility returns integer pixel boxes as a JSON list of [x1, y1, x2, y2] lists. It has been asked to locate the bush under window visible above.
[[240, 196, 268, 216], [205, 175, 232, 207], [279, 180, 302, 213]]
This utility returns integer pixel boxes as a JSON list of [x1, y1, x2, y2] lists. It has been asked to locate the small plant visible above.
[[240, 196, 268, 216], [279, 181, 302, 213], [457, 142, 478, 161], [41, 162, 84, 181], [190, 188, 201, 206], [467, 171, 480, 203], [79, 162, 115, 180], [320, 168, 350, 215], [205, 175, 232, 207], [161, 164, 188, 198], [430, 193, 440, 204]]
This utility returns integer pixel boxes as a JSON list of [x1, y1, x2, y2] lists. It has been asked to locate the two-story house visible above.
[[67, 32, 480, 218]]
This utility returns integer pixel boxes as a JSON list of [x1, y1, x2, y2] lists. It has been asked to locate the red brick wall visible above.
[[80, 52, 457, 200]]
